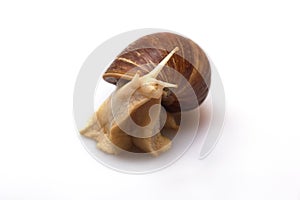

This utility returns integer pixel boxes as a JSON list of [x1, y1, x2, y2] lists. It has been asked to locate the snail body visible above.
[[80, 32, 211, 155]]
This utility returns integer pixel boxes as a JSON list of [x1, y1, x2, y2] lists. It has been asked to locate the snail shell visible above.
[[103, 32, 211, 112]]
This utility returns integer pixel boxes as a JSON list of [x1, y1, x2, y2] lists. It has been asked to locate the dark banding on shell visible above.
[[103, 32, 211, 113]]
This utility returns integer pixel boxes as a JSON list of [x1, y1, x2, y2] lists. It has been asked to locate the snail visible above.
[[80, 32, 211, 156]]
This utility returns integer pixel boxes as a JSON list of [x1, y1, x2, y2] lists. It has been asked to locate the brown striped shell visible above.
[[103, 32, 211, 113]]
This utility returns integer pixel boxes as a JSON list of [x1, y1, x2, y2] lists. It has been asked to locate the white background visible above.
[[0, 0, 300, 199]]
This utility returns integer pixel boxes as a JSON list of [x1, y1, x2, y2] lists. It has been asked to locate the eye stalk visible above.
[[140, 47, 179, 88], [141, 47, 179, 79]]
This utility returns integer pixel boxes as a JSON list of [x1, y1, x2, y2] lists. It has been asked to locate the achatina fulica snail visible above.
[[80, 32, 211, 156]]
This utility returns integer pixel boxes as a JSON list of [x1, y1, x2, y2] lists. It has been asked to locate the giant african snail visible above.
[[80, 32, 211, 156]]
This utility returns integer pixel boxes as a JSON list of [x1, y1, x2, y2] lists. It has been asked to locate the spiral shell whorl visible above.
[[103, 32, 211, 112]]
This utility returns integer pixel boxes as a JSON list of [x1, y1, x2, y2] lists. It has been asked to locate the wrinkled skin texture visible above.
[[81, 47, 181, 156], [80, 73, 179, 156]]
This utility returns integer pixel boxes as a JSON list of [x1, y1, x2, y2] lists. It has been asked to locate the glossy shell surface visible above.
[[103, 32, 211, 112]]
